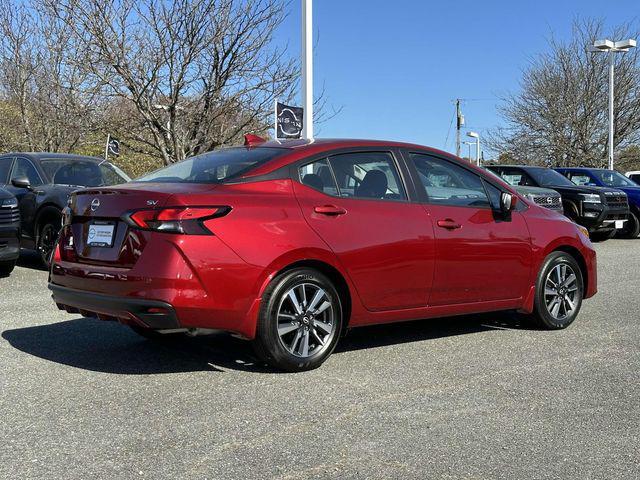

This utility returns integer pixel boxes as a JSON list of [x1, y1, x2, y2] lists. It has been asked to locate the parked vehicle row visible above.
[[486, 165, 631, 241], [0, 153, 130, 266], [554, 167, 640, 239], [47, 137, 598, 371]]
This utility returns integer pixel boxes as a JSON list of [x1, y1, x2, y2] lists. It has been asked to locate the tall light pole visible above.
[[467, 131, 480, 166], [301, 0, 313, 139], [463, 141, 474, 162], [589, 38, 636, 170]]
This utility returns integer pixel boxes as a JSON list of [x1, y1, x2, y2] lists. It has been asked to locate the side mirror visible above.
[[500, 192, 517, 213], [11, 176, 32, 190]]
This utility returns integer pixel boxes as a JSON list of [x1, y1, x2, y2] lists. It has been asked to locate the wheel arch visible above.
[[551, 245, 589, 295], [273, 259, 352, 330], [34, 204, 62, 237]]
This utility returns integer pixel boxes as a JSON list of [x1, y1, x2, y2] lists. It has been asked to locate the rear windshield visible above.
[[135, 147, 286, 184], [41, 159, 130, 187]]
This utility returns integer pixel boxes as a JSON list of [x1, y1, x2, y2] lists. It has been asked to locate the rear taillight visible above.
[[123, 206, 230, 235]]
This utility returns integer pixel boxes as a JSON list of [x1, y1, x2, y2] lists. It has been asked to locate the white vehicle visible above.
[[625, 171, 640, 185]]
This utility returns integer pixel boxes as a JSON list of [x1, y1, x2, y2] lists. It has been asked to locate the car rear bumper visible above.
[[49, 232, 265, 338], [49, 284, 180, 329]]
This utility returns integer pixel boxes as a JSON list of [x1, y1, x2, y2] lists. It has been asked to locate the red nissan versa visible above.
[[49, 137, 597, 371]]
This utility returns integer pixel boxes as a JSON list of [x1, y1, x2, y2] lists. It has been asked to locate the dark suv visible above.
[[555, 168, 640, 239], [0, 153, 130, 265], [487, 165, 629, 239], [0, 188, 20, 276]]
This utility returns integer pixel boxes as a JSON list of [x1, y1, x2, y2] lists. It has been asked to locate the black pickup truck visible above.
[[487, 165, 629, 240], [0, 188, 20, 276]]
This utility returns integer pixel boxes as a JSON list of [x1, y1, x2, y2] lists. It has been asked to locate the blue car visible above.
[[555, 167, 640, 239]]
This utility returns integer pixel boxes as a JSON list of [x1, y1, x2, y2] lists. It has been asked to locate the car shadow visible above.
[[2, 311, 530, 375], [17, 249, 48, 271]]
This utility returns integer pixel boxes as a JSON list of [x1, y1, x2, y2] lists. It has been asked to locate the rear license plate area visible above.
[[87, 222, 116, 247]]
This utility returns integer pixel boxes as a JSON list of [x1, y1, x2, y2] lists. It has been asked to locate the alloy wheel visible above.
[[38, 223, 58, 266], [544, 263, 580, 321], [276, 282, 337, 358]]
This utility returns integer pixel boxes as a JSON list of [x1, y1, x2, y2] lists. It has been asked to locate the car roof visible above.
[[488, 165, 547, 169], [0, 152, 103, 162], [245, 138, 458, 176]]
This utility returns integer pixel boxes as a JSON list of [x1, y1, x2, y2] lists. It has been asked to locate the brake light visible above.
[[125, 206, 230, 234]]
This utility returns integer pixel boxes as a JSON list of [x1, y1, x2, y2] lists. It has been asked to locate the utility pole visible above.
[[455, 99, 464, 157]]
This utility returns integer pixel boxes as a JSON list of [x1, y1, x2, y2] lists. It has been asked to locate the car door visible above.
[[7, 157, 44, 236], [293, 150, 435, 312], [406, 152, 532, 306]]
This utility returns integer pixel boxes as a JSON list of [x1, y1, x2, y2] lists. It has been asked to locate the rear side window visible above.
[[497, 168, 536, 187], [410, 153, 490, 208], [298, 159, 339, 196], [567, 173, 593, 186], [136, 147, 286, 183], [298, 152, 407, 201], [328, 152, 406, 201], [630, 174, 640, 185], [0, 157, 12, 184]]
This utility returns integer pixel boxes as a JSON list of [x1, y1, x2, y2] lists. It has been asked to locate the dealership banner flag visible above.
[[107, 136, 120, 156], [275, 102, 303, 139]]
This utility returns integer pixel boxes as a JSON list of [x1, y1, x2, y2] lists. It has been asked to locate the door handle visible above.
[[437, 219, 461, 230], [314, 205, 347, 216]]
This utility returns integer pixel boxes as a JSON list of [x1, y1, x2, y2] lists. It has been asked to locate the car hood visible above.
[[513, 185, 560, 196], [0, 187, 14, 201], [543, 184, 624, 195]]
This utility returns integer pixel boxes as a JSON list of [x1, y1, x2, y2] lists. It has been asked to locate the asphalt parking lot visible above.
[[1, 242, 639, 480]]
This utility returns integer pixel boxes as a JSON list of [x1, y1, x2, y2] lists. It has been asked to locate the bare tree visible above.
[[489, 19, 640, 167], [47, 0, 298, 164], [0, 0, 103, 152]]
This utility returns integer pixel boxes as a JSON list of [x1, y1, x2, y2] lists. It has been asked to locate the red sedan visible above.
[[49, 138, 597, 371]]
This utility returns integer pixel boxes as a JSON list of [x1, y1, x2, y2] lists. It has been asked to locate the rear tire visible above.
[[37, 218, 60, 267], [252, 268, 343, 372], [617, 211, 640, 239], [0, 260, 16, 277], [527, 252, 584, 329]]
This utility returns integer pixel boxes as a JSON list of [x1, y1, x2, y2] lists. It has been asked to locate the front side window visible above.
[[495, 168, 536, 187], [41, 159, 130, 187], [11, 158, 43, 187], [410, 153, 490, 207], [136, 147, 286, 184], [327, 152, 406, 201], [593, 170, 637, 188]]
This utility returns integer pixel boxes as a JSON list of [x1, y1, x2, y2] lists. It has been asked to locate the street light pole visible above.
[[589, 38, 636, 170], [467, 131, 480, 166], [301, 0, 313, 139], [608, 52, 614, 170]]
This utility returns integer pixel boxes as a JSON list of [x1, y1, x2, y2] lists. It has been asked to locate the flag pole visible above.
[[104, 134, 110, 161]]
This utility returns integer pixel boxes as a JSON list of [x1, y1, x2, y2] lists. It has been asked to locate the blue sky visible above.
[[275, 0, 639, 157]]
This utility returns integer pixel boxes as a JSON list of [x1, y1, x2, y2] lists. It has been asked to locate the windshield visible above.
[[41, 159, 130, 187], [135, 147, 286, 183], [526, 168, 575, 187], [593, 170, 637, 187]]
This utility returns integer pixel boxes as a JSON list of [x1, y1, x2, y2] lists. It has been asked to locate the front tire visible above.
[[528, 252, 584, 329], [617, 211, 640, 239], [252, 268, 343, 372], [0, 260, 16, 277]]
